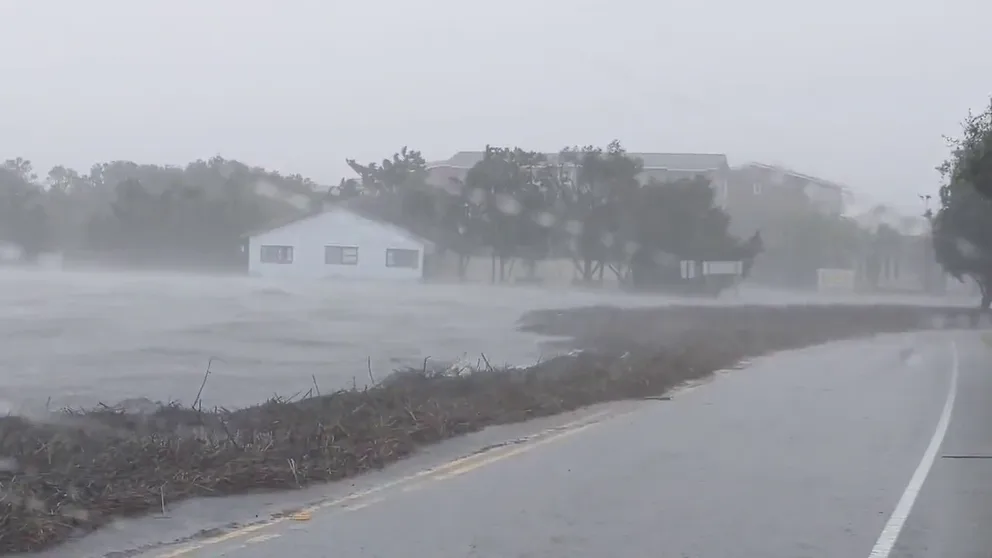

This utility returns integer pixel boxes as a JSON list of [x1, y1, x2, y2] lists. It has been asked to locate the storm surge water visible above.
[[0, 268, 969, 413], [0, 270, 578, 411]]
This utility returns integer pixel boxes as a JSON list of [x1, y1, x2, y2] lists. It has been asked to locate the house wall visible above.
[[724, 165, 844, 237], [247, 210, 426, 280], [804, 183, 845, 216], [426, 165, 469, 189]]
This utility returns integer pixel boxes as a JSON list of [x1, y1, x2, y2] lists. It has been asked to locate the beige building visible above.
[[427, 151, 730, 201], [726, 163, 848, 221]]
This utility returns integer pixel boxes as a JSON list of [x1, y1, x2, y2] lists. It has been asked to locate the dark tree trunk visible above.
[[574, 257, 595, 282]]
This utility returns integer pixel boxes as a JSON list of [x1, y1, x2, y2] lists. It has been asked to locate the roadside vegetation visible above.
[[0, 303, 972, 555]]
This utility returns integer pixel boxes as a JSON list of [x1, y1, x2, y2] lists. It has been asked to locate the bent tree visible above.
[[933, 98, 992, 308]]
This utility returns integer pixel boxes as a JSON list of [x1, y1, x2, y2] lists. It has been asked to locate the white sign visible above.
[[703, 261, 743, 276]]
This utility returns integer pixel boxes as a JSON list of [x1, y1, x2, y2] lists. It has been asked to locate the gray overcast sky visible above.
[[2, 0, 990, 214]]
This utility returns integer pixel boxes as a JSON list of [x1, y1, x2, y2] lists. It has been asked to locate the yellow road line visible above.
[[244, 534, 281, 545], [431, 421, 602, 481], [150, 409, 615, 557], [154, 523, 274, 558]]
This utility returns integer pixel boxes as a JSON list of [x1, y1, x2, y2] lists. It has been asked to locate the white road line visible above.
[[868, 341, 960, 558]]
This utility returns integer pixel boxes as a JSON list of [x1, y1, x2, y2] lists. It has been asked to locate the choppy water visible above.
[[0, 268, 968, 412], [0, 270, 648, 411]]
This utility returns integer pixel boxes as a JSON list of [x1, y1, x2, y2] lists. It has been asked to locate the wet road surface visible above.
[[888, 332, 992, 557], [50, 331, 990, 558]]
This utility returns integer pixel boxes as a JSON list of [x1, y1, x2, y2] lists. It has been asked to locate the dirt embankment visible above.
[[0, 304, 977, 554]]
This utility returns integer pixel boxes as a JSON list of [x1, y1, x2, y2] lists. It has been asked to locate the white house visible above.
[[245, 208, 431, 280], [0, 242, 23, 264]]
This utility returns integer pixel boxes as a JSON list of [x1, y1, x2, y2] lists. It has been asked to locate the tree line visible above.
[[0, 157, 315, 269], [334, 141, 761, 284], [0, 142, 761, 286], [6, 126, 974, 300]]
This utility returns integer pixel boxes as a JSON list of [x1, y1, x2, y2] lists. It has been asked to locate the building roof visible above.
[[430, 151, 729, 172], [240, 212, 312, 239], [738, 162, 849, 193], [241, 206, 434, 247], [632, 152, 728, 171]]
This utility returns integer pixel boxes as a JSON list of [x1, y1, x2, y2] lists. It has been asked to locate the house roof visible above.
[[340, 201, 436, 248], [430, 151, 728, 172], [632, 152, 728, 171], [737, 162, 849, 193], [240, 212, 313, 239], [241, 206, 434, 248]]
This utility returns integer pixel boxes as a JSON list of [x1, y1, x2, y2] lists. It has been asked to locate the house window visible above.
[[386, 248, 419, 269], [325, 245, 359, 265], [260, 245, 293, 264], [752, 182, 763, 195]]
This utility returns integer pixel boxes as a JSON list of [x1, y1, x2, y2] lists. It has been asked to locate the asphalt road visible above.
[[49, 331, 990, 558]]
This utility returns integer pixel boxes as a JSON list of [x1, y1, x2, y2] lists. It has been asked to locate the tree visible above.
[[933, 98, 992, 308], [932, 182, 992, 307], [633, 176, 739, 257], [940, 99, 992, 199], [46, 166, 89, 193], [325, 178, 363, 202], [462, 146, 556, 282], [2, 157, 37, 183], [557, 141, 643, 282], [0, 159, 52, 256], [345, 146, 428, 196], [626, 176, 757, 287], [340, 147, 444, 225]]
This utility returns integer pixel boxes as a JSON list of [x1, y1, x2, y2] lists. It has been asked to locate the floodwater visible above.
[[0, 268, 968, 413]]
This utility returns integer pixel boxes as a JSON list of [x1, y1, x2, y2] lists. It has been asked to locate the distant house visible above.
[[243, 208, 432, 280], [851, 205, 945, 293], [728, 162, 849, 217], [631, 153, 730, 193], [0, 241, 23, 264], [427, 151, 731, 203]]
